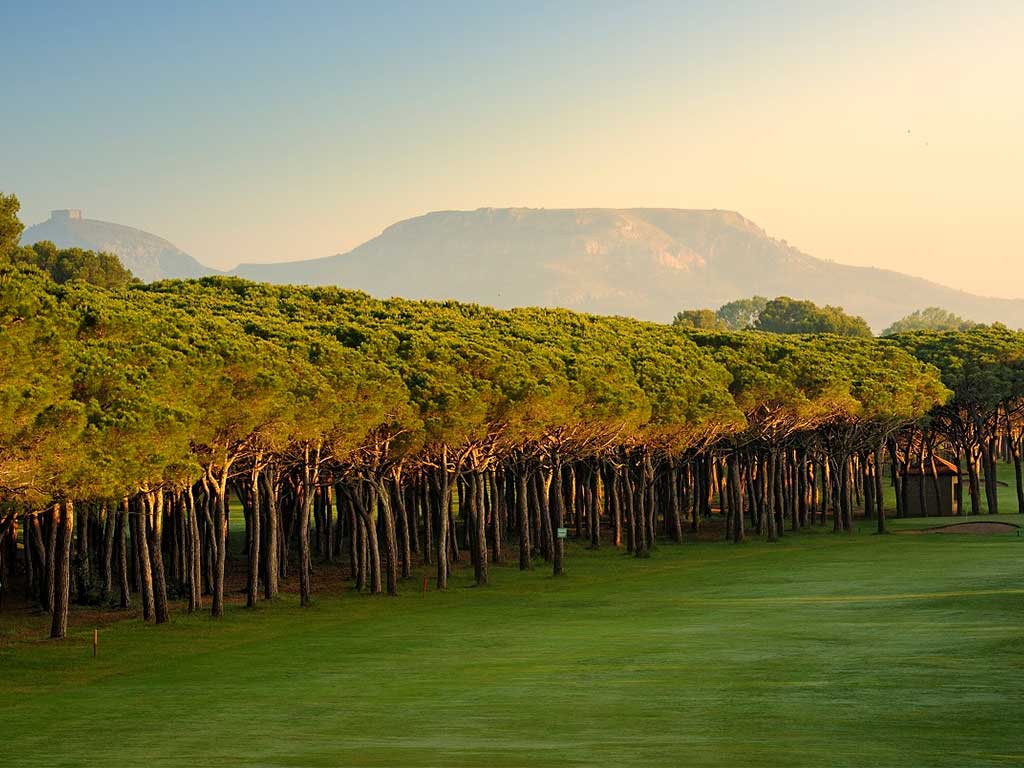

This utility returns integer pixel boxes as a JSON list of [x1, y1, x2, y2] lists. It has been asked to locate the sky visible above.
[[1, 1, 1022, 296]]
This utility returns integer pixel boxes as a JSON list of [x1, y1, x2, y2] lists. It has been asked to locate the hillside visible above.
[[20, 209, 216, 282], [231, 207, 1024, 330], [22, 207, 1024, 330]]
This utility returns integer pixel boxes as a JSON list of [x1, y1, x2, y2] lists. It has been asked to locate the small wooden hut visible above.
[[903, 456, 959, 517]]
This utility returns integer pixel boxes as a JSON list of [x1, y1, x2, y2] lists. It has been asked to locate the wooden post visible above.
[[93, 629, 98, 658]]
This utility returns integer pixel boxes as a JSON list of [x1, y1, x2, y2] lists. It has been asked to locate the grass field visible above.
[[2, 522, 1022, 767]]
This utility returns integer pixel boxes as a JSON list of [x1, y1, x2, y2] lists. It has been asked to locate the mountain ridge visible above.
[[20, 206, 1024, 330], [230, 207, 1024, 330]]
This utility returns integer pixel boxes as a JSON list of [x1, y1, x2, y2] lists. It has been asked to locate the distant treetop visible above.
[[754, 296, 872, 337], [10, 240, 138, 290], [882, 307, 976, 336], [716, 296, 768, 330], [672, 308, 727, 330], [673, 295, 872, 337]]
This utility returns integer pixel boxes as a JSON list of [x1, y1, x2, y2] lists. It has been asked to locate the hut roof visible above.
[[904, 455, 959, 476]]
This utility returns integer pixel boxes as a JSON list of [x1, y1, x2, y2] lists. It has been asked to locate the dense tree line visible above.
[[678, 296, 982, 338], [674, 296, 872, 336], [2, 192, 1021, 641], [0, 262, 948, 638]]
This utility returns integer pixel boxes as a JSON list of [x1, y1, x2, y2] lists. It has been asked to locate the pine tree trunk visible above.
[[298, 482, 314, 606], [23, 514, 36, 603], [148, 492, 170, 624], [73, 502, 89, 602], [863, 453, 875, 520], [435, 455, 449, 590], [634, 463, 648, 558], [489, 469, 503, 565], [831, 459, 843, 531], [45, 504, 58, 612], [765, 454, 778, 542], [50, 501, 73, 639], [516, 466, 532, 570], [550, 457, 566, 576], [667, 461, 683, 544], [116, 500, 130, 608], [28, 514, 44, 605], [609, 465, 623, 546], [420, 479, 433, 566], [377, 480, 399, 595], [839, 456, 854, 532], [623, 468, 636, 553], [1012, 438, 1024, 515], [589, 462, 603, 548], [393, 480, 412, 580], [874, 445, 887, 534], [211, 475, 228, 618], [796, 450, 809, 527], [981, 439, 999, 514], [135, 498, 156, 621], [966, 448, 982, 515], [537, 470, 554, 562], [182, 487, 198, 611], [729, 453, 744, 542], [688, 462, 700, 532], [916, 443, 928, 517], [644, 455, 656, 550], [353, 500, 366, 591], [261, 469, 279, 599], [324, 485, 335, 562], [246, 471, 261, 608], [773, 453, 786, 538], [101, 502, 114, 601], [407, 481, 421, 556], [474, 470, 488, 586], [528, 471, 541, 558]]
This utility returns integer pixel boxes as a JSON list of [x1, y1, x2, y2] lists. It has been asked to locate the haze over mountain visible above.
[[231, 207, 1024, 331], [22, 206, 1024, 331], [20, 210, 217, 282]]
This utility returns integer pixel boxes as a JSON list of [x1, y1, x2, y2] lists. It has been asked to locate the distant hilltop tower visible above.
[[51, 209, 83, 221]]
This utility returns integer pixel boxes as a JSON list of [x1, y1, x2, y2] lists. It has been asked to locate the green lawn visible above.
[[1, 528, 1022, 768]]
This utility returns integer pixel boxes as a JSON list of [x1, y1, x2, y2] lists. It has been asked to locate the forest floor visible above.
[[1, 516, 1022, 767]]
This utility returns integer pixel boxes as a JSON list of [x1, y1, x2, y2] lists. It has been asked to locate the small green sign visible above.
[[557, 527, 568, 539]]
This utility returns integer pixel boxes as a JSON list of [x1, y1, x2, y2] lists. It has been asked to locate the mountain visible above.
[[21, 206, 1022, 330], [231, 207, 1024, 331], [20, 209, 217, 282]]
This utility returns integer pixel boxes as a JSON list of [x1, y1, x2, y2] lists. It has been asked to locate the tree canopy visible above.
[[673, 296, 870, 336], [9, 241, 138, 290], [0, 192, 24, 260], [753, 296, 873, 337], [671, 308, 727, 331], [716, 296, 768, 330], [882, 307, 976, 336]]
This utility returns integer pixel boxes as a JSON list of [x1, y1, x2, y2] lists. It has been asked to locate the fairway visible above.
[[3, 526, 1022, 768]]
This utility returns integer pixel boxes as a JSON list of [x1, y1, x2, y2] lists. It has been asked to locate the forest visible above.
[[3, 196, 1024, 640]]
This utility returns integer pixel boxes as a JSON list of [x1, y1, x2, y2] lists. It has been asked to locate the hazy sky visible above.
[[2, 1, 1022, 296]]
